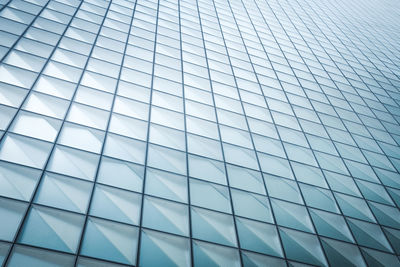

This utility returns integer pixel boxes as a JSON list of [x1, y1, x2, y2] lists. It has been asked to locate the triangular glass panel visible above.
[[347, 218, 393, 253], [147, 144, 186, 175], [258, 152, 294, 179], [0, 161, 40, 201], [279, 227, 328, 266], [47, 145, 99, 181], [191, 206, 237, 247], [18, 205, 84, 253], [369, 201, 400, 229], [35, 172, 92, 213], [140, 229, 190, 267], [81, 217, 138, 265], [300, 183, 339, 213], [231, 189, 273, 223], [292, 162, 328, 188], [271, 199, 315, 233], [223, 143, 259, 170], [324, 171, 361, 197], [320, 237, 366, 267], [189, 155, 226, 185], [7, 245, 75, 267], [149, 123, 185, 151], [23, 91, 69, 119], [90, 184, 141, 225], [0, 133, 52, 169], [109, 113, 148, 141], [190, 178, 231, 213], [265, 174, 303, 204], [142, 196, 188, 236], [383, 227, 400, 254], [0, 197, 28, 241], [104, 133, 146, 165], [0, 82, 28, 107], [356, 179, 394, 205], [360, 247, 400, 267], [335, 192, 376, 222], [309, 208, 354, 243], [188, 133, 223, 161], [242, 250, 286, 267], [10, 110, 61, 142], [33, 75, 76, 100], [387, 187, 400, 207], [236, 217, 283, 257], [193, 240, 240, 267], [58, 122, 104, 153], [97, 156, 143, 192], [145, 168, 187, 203], [374, 168, 400, 189], [0, 64, 37, 88], [227, 164, 265, 194], [344, 160, 379, 183]]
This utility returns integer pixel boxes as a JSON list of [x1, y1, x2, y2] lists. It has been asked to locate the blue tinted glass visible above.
[[0, 0, 398, 265]]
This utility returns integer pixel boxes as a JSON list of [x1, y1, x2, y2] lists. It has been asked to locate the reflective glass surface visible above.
[[0, 0, 400, 265]]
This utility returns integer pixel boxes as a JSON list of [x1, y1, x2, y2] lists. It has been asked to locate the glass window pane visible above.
[[190, 179, 231, 213], [81, 217, 138, 265], [7, 245, 75, 267], [145, 168, 187, 203], [191, 207, 237, 247], [140, 229, 190, 267], [18, 205, 85, 253], [90, 184, 141, 225], [142, 196, 188, 236], [0, 197, 28, 241]]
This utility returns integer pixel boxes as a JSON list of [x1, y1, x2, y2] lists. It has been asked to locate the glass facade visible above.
[[0, 0, 399, 265]]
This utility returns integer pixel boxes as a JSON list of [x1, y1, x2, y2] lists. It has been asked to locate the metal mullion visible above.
[[287, 0, 400, 207], [251, 0, 397, 258], [225, 0, 337, 264], [275, 0, 400, 255], [3, 0, 116, 265], [134, 0, 162, 265], [0, 0, 12, 12], [4, 242, 134, 267], [194, 0, 265, 265], [0, 0, 56, 145], [247, 0, 368, 259], [327, 0, 400, 67], [305, 0, 400, 113], [301, 0, 400, 136], [177, 0, 195, 265], [194, 0, 245, 262], [72, 0, 140, 265], [209, 0, 296, 264], [283, 0, 400, 227], [0, 0, 53, 63], [1, 0, 91, 264]]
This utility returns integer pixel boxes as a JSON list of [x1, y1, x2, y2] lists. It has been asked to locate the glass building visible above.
[[0, 0, 399, 265]]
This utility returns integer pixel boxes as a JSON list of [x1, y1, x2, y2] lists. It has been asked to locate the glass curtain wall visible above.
[[0, 0, 400, 266]]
